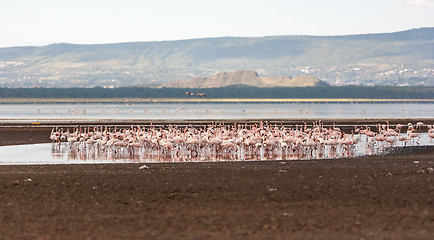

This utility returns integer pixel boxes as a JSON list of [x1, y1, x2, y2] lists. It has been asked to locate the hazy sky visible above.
[[0, 0, 433, 47]]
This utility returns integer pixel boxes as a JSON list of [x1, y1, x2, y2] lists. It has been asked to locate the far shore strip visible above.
[[1, 98, 434, 104]]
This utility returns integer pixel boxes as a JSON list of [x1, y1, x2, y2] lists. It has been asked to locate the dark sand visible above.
[[0, 121, 433, 239]]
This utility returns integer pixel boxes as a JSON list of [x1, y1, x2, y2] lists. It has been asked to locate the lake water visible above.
[[0, 103, 432, 119], [1, 102, 433, 165], [1, 134, 433, 165]]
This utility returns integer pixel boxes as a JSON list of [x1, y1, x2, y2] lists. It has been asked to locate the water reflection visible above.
[[0, 134, 431, 165], [51, 134, 434, 164]]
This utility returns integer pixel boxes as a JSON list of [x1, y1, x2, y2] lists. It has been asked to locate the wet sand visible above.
[[0, 120, 433, 239]]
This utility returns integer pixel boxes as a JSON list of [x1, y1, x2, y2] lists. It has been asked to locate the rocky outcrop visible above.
[[160, 70, 329, 88]]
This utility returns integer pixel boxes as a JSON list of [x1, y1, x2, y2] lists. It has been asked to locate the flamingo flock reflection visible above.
[[50, 121, 434, 163]]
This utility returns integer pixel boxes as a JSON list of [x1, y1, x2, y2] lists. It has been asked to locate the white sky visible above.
[[0, 0, 433, 47]]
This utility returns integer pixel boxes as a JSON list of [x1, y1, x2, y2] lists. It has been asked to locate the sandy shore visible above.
[[0, 120, 433, 239]]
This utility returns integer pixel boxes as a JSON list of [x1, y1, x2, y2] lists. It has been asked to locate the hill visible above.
[[160, 70, 329, 88], [0, 28, 433, 87]]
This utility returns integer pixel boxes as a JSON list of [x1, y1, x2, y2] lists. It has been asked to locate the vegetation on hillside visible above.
[[0, 28, 433, 87]]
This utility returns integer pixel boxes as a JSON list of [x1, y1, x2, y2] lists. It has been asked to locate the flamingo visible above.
[[408, 132, 420, 145], [48, 120, 432, 163], [416, 122, 424, 132], [395, 128, 406, 141]]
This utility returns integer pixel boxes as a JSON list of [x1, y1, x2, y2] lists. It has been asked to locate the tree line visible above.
[[0, 86, 433, 99]]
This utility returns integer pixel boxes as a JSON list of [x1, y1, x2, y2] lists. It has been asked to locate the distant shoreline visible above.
[[1, 98, 434, 104]]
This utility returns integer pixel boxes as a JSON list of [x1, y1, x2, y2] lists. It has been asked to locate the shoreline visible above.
[[1, 117, 433, 127], [0, 152, 433, 239], [0, 119, 433, 239], [1, 97, 434, 104]]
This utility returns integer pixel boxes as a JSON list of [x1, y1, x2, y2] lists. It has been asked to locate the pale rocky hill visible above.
[[160, 70, 329, 88]]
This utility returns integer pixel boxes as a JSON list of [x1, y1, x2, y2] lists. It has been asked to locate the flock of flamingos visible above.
[[50, 121, 434, 162]]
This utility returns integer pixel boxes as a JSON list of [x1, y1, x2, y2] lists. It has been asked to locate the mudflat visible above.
[[0, 122, 433, 239]]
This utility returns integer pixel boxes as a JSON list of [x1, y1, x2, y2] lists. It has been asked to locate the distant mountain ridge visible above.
[[160, 70, 328, 88], [0, 28, 433, 87]]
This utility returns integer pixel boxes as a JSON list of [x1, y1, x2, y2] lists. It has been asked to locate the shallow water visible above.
[[1, 134, 432, 165], [0, 103, 432, 119]]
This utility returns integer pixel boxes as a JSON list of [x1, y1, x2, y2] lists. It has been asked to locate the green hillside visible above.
[[0, 28, 433, 87]]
